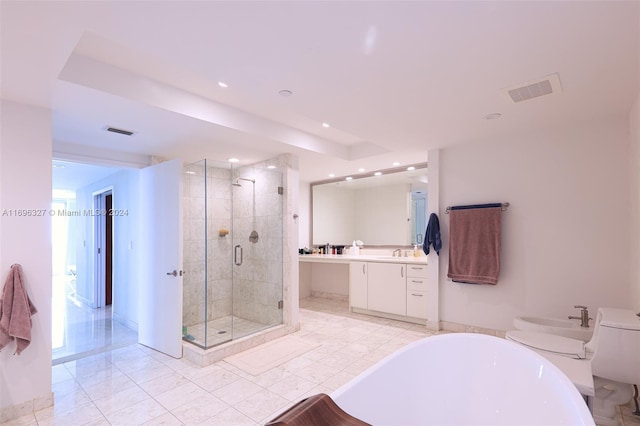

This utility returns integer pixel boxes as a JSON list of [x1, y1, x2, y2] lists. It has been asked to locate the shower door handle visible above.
[[234, 245, 243, 266], [166, 270, 183, 277]]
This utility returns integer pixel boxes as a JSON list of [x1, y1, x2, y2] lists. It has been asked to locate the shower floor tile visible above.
[[185, 316, 270, 348]]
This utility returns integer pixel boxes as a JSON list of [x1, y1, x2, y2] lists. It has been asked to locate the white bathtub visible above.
[[331, 333, 594, 425]]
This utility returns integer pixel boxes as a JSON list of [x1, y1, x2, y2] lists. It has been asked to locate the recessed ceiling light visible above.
[[374, 171, 382, 176], [345, 176, 353, 181], [322, 123, 330, 128], [218, 81, 228, 88], [484, 112, 502, 120], [357, 168, 365, 172], [407, 166, 415, 171], [228, 158, 239, 163], [392, 162, 400, 166], [328, 173, 335, 178], [278, 89, 293, 97]]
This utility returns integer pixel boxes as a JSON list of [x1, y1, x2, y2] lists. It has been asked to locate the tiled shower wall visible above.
[[231, 167, 283, 330]]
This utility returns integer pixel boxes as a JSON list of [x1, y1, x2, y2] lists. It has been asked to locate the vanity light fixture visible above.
[[374, 171, 382, 176], [345, 176, 353, 181], [358, 168, 365, 172], [392, 161, 400, 166], [267, 165, 276, 169], [407, 166, 416, 171], [322, 122, 330, 128], [228, 158, 239, 163], [328, 173, 335, 178], [218, 81, 228, 88]]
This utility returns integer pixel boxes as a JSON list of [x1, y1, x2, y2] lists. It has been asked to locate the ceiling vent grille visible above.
[[503, 73, 562, 103], [105, 126, 135, 136]]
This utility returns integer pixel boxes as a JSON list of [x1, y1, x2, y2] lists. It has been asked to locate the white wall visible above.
[[439, 118, 631, 331], [0, 101, 53, 417], [75, 169, 141, 329], [630, 90, 640, 311]]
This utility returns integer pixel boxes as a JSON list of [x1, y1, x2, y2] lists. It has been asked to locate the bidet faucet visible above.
[[568, 305, 592, 328], [392, 248, 402, 257]]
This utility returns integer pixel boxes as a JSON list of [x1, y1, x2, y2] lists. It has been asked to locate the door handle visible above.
[[166, 270, 183, 277], [234, 245, 243, 266]]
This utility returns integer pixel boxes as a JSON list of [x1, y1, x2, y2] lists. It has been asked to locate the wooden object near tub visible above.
[[265, 393, 370, 426]]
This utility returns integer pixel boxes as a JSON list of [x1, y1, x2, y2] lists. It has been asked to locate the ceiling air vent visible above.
[[503, 73, 562, 104], [105, 126, 135, 136]]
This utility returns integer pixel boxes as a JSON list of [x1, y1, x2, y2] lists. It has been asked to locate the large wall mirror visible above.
[[311, 163, 428, 247]]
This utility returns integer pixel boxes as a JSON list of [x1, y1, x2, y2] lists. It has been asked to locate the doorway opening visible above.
[[94, 189, 113, 308], [52, 160, 137, 364]]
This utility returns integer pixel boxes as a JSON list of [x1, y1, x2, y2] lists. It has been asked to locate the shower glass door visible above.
[[182, 159, 283, 349], [231, 165, 284, 340]]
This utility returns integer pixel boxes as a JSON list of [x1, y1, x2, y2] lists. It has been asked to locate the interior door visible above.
[[138, 158, 183, 358]]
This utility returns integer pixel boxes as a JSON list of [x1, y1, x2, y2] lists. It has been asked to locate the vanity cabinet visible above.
[[406, 264, 428, 319], [300, 255, 428, 323], [349, 261, 368, 310], [367, 262, 406, 316]]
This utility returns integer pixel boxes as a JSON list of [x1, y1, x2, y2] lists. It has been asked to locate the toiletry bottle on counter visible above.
[[351, 240, 360, 255]]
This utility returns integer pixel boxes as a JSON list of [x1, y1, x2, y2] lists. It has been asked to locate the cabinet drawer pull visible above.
[[411, 267, 424, 270], [411, 293, 424, 297], [411, 280, 423, 283]]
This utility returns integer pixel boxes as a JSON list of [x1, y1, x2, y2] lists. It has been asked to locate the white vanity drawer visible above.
[[407, 277, 428, 292], [406, 290, 428, 319], [406, 264, 427, 278]]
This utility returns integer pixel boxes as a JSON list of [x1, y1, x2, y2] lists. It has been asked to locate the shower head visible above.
[[233, 177, 254, 186], [233, 177, 255, 186]]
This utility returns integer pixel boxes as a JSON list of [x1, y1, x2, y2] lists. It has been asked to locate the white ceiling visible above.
[[2, 1, 638, 186]]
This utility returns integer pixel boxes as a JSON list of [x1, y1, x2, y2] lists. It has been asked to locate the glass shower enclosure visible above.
[[182, 159, 284, 348]]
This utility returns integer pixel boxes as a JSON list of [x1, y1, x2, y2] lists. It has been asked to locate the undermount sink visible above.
[[513, 316, 594, 342]]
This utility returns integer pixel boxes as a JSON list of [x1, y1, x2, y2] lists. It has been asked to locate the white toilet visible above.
[[506, 308, 640, 426]]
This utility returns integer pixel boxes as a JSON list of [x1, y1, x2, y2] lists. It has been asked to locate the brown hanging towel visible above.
[[447, 203, 503, 285]]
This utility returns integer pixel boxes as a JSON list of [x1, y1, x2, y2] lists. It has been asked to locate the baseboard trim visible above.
[[0, 392, 53, 423]]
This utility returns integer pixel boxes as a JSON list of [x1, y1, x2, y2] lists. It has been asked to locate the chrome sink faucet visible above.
[[568, 305, 592, 328], [392, 248, 402, 257]]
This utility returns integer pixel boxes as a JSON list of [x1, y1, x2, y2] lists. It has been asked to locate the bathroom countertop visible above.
[[298, 254, 428, 265]]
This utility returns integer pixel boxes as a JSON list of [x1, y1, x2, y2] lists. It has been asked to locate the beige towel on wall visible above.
[[447, 206, 502, 285], [0, 264, 38, 355]]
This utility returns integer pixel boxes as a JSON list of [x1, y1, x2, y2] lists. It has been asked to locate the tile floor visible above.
[[52, 275, 138, 365], [8, 296, 640, 425], [10, 298, 432, 425]]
